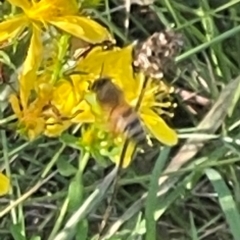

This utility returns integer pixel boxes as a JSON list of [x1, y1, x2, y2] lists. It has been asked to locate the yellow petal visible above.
[[71, 100, 95, 123], [21, 26, 43, 76], [0, 173, 10, 196], [71, 74, 90, 94], [113, 142, 136, 168], [52, 80, 94, 123], [7, 0, 31, 10], [76, 45, 138, 97], [24, 116, 45, 141], [0, 15, 28, 43], [141, 108, 178, 146], [20, 26, 43, 109], [47, 0, 78, 15], [52, 80, 79, 115], [49, 16, 113, 44], [81, 125, 97, 147], [37, 82, 54, 100], [9, 94, 23, 119], [26, 0, 78, 20], [44, 120, 72, 137]]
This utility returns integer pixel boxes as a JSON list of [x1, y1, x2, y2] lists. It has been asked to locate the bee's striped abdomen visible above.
[[120, 107, 146, 145]]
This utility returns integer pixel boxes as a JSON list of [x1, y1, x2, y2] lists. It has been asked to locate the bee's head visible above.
[[90, 77, 111, 92]]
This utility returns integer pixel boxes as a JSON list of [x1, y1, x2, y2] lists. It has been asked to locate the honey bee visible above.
[[90, 77, 146, 145]]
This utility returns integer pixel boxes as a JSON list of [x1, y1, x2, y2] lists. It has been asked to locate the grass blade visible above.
[[205, 168, 240, 240]]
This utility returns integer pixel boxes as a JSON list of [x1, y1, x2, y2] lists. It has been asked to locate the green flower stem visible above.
[[50, 34, 70, 85]]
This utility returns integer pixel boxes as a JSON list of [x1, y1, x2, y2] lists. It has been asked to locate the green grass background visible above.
[[1, 0, 240, 239]]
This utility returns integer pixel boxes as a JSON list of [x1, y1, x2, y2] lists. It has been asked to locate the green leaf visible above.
[[10, 224, 26, 240], [80, 0, 103, 9], [0, 50, 16, 69], [57, 157, 77, 177], [75, 219, 88, 240], [189, 212, 199, 240], [60, 133, 81, 150], [67, 171, 84, 213], [30, 236, 41, 240], [205, 168, 240, 240], [107, 237, 121, 240]]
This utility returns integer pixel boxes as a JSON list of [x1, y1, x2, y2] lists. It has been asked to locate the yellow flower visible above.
[[9, 70, 96, 139], [9, 72, 52, 140], [1, 0, 113, 46], [76, 45, 178, 144], [9, 37, 96, 140], [3, 0, 113, 119], [43, 77, 95, 137], [9, 93, 46, 140], [51, 77, 95, 123], [75, 45, 178, 167], [0, 173, 10, 196]]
